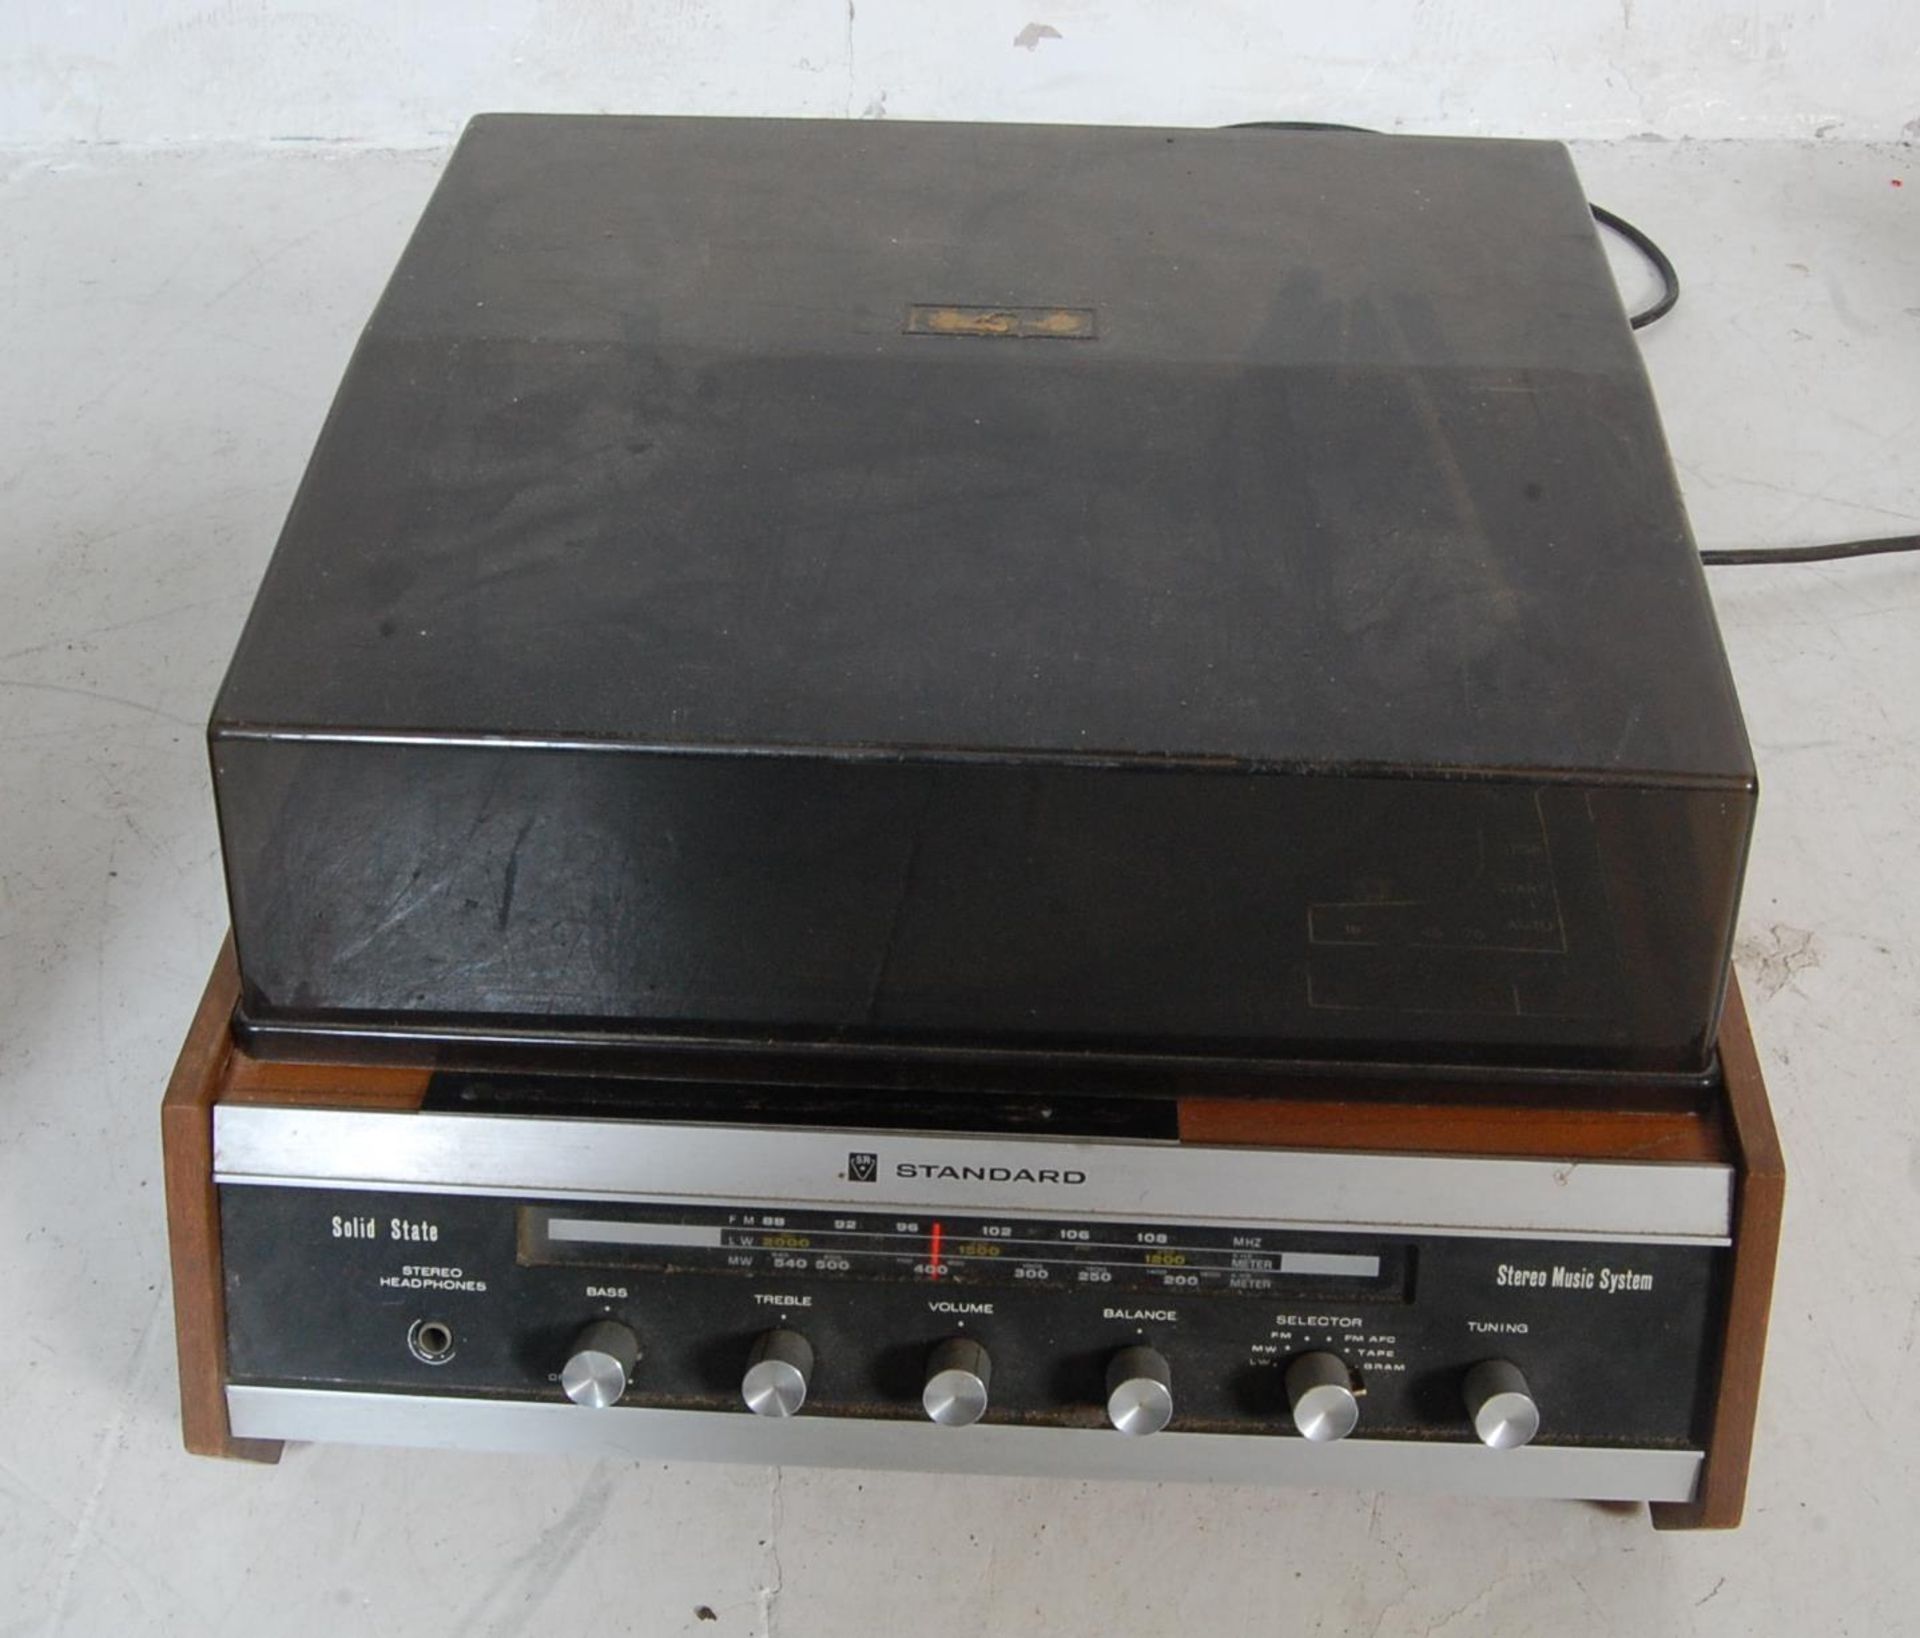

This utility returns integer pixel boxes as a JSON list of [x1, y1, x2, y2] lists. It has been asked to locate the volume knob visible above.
[[1285, 1352, 1360, 1442], [1105, 1345, 1174, 1436], [1464, 1360, 1540, 1449], [742, 1329, 815, 1418], [923, 1337, 992, 1427], [561, 1320, 639, 1408]]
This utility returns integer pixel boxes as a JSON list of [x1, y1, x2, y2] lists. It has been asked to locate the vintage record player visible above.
[[165, 114, 1781, 1528]]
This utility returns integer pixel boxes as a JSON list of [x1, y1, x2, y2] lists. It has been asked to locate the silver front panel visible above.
[[214, 1106, 1732, 1244], [227, 1386, 1702, 1503]]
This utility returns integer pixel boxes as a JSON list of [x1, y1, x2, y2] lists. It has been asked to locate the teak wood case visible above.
[[162, 942, 1782, 1527]]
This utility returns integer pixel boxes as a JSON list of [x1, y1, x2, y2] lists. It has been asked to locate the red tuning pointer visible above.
[[929, 1221, 944, 1279]]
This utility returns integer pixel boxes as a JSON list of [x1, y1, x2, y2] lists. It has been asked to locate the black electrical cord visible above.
[[1588, 203, 1679, 329], [1701, 534, 1920, 566], [1228, 120, 1680, 330]]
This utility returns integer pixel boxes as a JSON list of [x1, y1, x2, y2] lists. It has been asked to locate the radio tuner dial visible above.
[[1285, 1352, 1360, 1442], [922, 1337, 993, 1427], [1105, 1345, 1175, 1436], [1463, 1360, 1541, 1449], [742, 1329, 815, 1418], [561, 1320, 640, 1408]]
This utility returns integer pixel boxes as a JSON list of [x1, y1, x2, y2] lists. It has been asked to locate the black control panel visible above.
[[222, 1185, 1723, 1447]]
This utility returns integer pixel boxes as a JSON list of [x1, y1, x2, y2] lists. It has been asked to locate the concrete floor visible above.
[[1, 138, 1916, 1636]]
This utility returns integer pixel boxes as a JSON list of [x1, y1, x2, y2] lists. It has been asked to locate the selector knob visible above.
[[922, 1337, 993, 1427], [742, 1329, 815, 1418], [561, 1320, 640, 1408], [1105, 1345, 1174, 1437], [1464, 1359, 1541, 1449], [1285, 1352, 1360, 1442]]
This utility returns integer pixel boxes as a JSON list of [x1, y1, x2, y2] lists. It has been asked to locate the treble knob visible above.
[[561, 1320, 640, 1408], [1285, 1352, 1360, 1442], [742, 1328, 815, 1418]]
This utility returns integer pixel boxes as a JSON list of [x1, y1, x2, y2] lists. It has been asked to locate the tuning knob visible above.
[[742, 1329, 815, 1418], [1285, 1352, 1360, 1442], [922, 1337, 992, 1427], [1464, 1360, 1540, 1449], [561, 1320, 640, 1408], [1105, 1345, 1174, 1436]]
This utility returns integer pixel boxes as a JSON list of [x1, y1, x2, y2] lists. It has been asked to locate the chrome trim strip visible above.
[[226, 1386, 1701, 1502], [214, 1106, 1732, 1242]]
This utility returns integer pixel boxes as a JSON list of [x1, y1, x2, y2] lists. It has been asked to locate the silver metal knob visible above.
[[1105, 1345, 1174, 1436], [561, 1320, 639, 1408], [742, 1329, 815, 1418], [1464, 1360, 1540, 1449], [1285, 1352, 1360, 1442], [922, 1337, 992, 1427]]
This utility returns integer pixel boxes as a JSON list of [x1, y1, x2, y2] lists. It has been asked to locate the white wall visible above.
[[4, 0, 1918, 147]]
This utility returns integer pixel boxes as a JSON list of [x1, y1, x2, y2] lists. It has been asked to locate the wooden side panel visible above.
[[160, 939, 281, 1462], [1652, 976, 1786, 1531], [1179, 1095, 1727, 1163]]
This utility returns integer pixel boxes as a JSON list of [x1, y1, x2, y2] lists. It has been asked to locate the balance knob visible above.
[[922, 1337, 992, 1427], [561, 1320, 639, 1408], [1285, 1352, 1360, 1442], [1105, 1345, 1174, 1436], [742, 1329, 815, 1418], [1464, 1360, 1541, 1449]]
